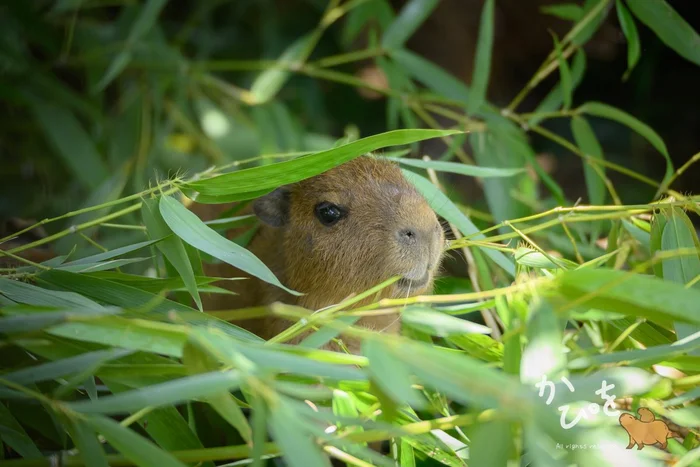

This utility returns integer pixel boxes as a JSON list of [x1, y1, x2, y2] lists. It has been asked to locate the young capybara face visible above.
[[253, 156, 445, 309]]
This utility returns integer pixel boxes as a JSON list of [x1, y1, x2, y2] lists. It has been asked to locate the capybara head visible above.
[[619, 413, 636, 428], [253, 156, 445, 309]]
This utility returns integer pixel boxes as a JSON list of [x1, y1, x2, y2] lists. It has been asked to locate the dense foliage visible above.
[[1, 0, 699, 466]]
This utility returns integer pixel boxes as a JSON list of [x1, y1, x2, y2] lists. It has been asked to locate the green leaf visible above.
[[185, 129, 461, 201], [61, 239, 161, 268], [402, 306, 492, 337], [468, 420, 511, 467], [571, 116, 606, 207], [143, 198, 202, 311], [402, 169, 515, 277], [515, 247, 577, 270], [94, 0, 168, 91], [569, 330, 700, 369], [521, 300, 567, 384], [381, 0, 440, 49], [552, 33, 573, 110], [578, 101, 673, 192], [250, 32, 319, 105], [159, 195, 298, 296], [386, 156, 524, 178], [626, 0, 700, 66], [529, 49, 586, 125], [363, 338, 427, 408], [85, 414, 187, 467], [540, 3, 583, 21], [268, 400, 331, 467], [67, 370, 241, 414], [3, 348, 131, 385], [0, 401, 42, 459], [0, 277, 104, 310], [28, 100, 108, 189], [661, 208, 700, 348], [467, 0, 494, 113], [557, 268, 700, 325], [390, 49, 469, 102], [616, 0, 641, 80], [64, 418, 109, 467], [650, 212, 669, 278]]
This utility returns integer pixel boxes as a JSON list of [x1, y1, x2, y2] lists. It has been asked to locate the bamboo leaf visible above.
[[85, 414, 188, 467], [616, 0, 641, 80], [626, 0, 700, 66], [185, 129, 461, 201], [68, 370, 241, 414], [363, 338, 428, 408], [64, 418, 110, 467], [386, 156, 524, 178], [268, 400, 332, 467], [28, 101, 108, 189], [578, 101, 673, 192], [540, 3, 583, 21], [556, 268, 700, 325], [571, 116, 606, 207], [143, 198, 202, 311], [159, 195, 298, 296], [381, 0, 440, 49], [402, 169, 515, 277], [467, 0, 495, 113], [390, 49, 469, 102], [552, 33, 573, 110], [0, 401, 42, 459], [402, 306, 492, 336]]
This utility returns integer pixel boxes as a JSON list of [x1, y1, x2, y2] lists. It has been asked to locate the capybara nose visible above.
[[397, 227, 418, 246]]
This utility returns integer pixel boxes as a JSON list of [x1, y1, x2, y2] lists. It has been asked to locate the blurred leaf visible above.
[[343, 0, 394, 45], [186, 129, 460, 202], [85, 414, 188, 467], [467, 0, 495, 113], [382, 0, 440, 49], [578, 102, 673, 192], [64, 417, 109, 467], [142, 197, 202, 311], [626, 0, 700, 66], [571, 116, 606, 208], [268, 400, 331, 467], [650, 212, 669, 278], [400, 439, 416, 467], [363, 338, 428, 408], [28, 100, 108, 189], [0, 277, 104, 310], [569, 330, 700, 369], [515, 247, 576, 269], [447, 334, 504, 364], [468, 420, 511, 467], [61, 239, 161, 267], [159, 195, 298, 296], [616, 0, 641, 80], [571, 0, 612, 46], [521, 300, 567, 385], [250, 32, 318, 105], [402, 306, 492, 336], [95, 0, 168, 91], [0, 401, 42, 459], [529, 49, 586, 125], [391, 48, 469, 102], [402, 169, 515, 277], [660, 208, 700, 349], [556, 268, 700, 325], [4, 348, 131, 385], [552, 33, 572, 110], [540, 3, 583, 21], [68, 370, 241, 414], [387, 156, 524, 178]]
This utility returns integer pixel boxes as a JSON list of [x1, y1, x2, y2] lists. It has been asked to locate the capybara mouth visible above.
[[397, 271, 430, 290]]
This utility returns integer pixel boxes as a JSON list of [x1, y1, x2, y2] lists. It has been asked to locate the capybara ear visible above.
[[637, 407, 655, 423], [254, 187, 291, 227]]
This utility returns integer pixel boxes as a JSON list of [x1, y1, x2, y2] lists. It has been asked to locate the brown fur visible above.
[[619, 408, 681, 450], [191, 156, 445, 350]]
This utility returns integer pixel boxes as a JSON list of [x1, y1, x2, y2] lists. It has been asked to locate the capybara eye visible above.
[[314, 202, 345, 226]]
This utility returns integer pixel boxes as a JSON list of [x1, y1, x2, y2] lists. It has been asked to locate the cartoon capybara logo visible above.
[[619, 408, 681, 450]]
